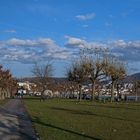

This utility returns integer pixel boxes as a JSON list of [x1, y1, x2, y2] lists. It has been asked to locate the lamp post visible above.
[[135, 79, 138, 102]]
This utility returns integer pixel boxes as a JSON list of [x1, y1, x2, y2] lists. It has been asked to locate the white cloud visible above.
[[65, 36, 106, 49], [111, 40, 140, 49], [4, 29, 17, 33], [65, 36, 86, 48], [1, 37, 140, 66], [82, 25, 89, 28], [110, 40, 127, 48], [6, 38, 28, 46], [65, 36, 140, 62], [105, 22, 112, 27], [76, 13, 96, 20], [108, 40, 140, 61], [0, 38, 71, 63], [5, 38, 56, 47]]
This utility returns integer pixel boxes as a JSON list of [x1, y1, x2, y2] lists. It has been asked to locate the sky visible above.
[[0, 0, 140, 77]]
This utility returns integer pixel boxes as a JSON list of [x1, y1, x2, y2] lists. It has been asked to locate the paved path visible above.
[[0, 99, 37, 140]]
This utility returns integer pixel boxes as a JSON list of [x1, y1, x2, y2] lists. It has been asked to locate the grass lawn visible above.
[[0, 99, 9, 106], [24, 98, 140, 140]]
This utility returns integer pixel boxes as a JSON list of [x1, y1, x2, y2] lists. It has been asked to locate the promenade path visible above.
[[0, 99, 37, 140]]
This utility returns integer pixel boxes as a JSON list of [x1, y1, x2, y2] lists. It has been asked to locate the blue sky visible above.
[[0, 0, 140, 77]]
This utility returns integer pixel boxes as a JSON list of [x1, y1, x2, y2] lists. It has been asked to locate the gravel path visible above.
[[0, 99, 37, 140]]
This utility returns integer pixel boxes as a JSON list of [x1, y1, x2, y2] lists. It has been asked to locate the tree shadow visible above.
[[79, 103, 140, 111], [22, 96, 40, 100], [32, 116, 101, 140], [50, 107, 140, 123], [119, 102, 140, 107]]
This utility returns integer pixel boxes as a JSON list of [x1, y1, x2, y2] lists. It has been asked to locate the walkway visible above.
[[0, 99, 37, 140]]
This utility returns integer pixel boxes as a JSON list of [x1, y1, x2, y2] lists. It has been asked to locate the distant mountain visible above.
[[130, 73, 140, 80], [124, 72, 140, 83], [16, 72, 140, 84], [16, 77, 68, 83]]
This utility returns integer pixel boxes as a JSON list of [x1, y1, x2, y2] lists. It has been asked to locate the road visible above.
[[0, 99, 37, 140]]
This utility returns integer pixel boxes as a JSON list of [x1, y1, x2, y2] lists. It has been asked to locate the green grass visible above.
[[0, 99, 9, 106], [24, 98, 140, 140]]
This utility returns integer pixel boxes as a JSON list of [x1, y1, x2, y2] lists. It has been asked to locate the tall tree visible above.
[[66, 58, 87, 101], [133, 79, 140, 102], [0, 65, 17, 99], [103, 56, 126, 102], [31, 61, 53, 98], [82, 48, 106, 101]]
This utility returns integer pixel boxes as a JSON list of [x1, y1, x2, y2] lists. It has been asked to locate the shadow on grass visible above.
[[32, 117, 101, 140], [119, 102, 140, 107], [50, 107, 140, 123], [23, 96, 40, 101], [79, 103, 140, 111]]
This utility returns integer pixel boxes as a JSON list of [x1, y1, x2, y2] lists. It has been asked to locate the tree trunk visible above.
[[40, 88, 46, 101], [111, 81, 115, 102], [135, 81, 138, 102], [1, 89, 5, 100], [80, 87, 82, 101], [0, 88, 1, 99], [5, 88, 10, 98], [116, 84, 120, 101], [79, 84, 82, 101], [91, 81, 95, 101]]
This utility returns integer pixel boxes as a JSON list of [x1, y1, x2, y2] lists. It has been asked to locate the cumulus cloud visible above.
[[111, 40, 140, 61], [0, 37, 140, 66], [4, 29, 17, 33], [65, 36, 87, 49], [4, 38, 56, 47], [65, 36, 106, 49], [76, 13, 96, 20], [82, 25, 89, 28], [110, 40, 127, 48], [0, 38, 71, 63], [65, 36, 140, 62]]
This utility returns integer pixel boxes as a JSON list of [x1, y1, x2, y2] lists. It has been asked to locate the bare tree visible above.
[[82, 48, 106, 101], [133, 79, 140, 102], [67, 48, 126, 102], [103, 56, 126, 102], [31, 61, 53, 100], [67, 48, 107, 101], [66, 57, 87, 101]]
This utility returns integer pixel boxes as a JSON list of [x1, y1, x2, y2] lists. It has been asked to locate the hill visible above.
[[124, 72, 140, 83], [16, 72, 140, 84]]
